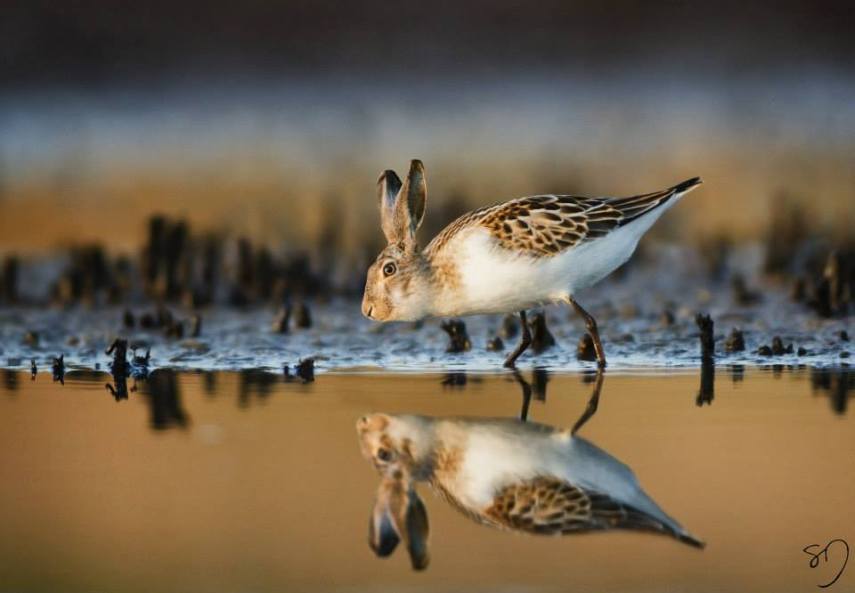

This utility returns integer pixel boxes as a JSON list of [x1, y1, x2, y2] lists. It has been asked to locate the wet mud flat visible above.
[[1, 250, 850, 374], [1, 207, 851, 375], [0, 367, 852, 593]]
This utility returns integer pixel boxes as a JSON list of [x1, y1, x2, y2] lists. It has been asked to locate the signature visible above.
[[803, 539, 849, 588]]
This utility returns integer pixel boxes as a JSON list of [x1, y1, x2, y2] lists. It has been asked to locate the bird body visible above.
[[362, 160, 702, 366], [424, 196, 684, 316]]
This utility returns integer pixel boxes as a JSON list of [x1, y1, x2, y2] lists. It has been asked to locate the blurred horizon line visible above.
[[3, 0, 853, 88]]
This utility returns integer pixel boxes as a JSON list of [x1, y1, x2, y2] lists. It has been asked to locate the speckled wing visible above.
[[474, 181, 696, 257], [423, 178, 700, 258], [483, 476, 688, 538]]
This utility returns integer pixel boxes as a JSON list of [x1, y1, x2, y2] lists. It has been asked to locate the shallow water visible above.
[[0, 291, 850, 375], [0, 367, 852, 593]]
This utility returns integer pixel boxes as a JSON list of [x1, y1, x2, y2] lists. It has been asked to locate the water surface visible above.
[[0, 367, 852, 592]]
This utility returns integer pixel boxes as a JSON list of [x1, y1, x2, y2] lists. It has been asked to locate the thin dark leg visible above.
[[567, 297, 606, 369], [503, 310, 531, 368], [511, 370, 532, 421], [571, 368, 603, 435]]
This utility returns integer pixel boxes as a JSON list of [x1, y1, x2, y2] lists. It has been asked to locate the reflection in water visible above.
[[441, 372, 468, 388], [65, 369, 109, 382], [2, 369, 18, 392], [202, 371, 217, 396], [369, 457, 431, 571], [52, 355, 65, 385], [810, 368, 853, 415], [509, 369, 550, 421], [105, 372, 129, 401], [530, 368, 549, 401], [357, 404, 704, 570], [140, 370, 189, 430], [0, 366, 852, 591], [514, 367, 550, 417], [10, 365, 317, 430], [441, 373, 484, 389], [439, 367, 607, 434], [509, 368, 600, 433], [697, 359, 715, 407], [730, 364, 745, 384], [571, 371, 603, 435], [105, 338, 147, 401], [512, 371, 535, 421], [238, 370, 278, 407]]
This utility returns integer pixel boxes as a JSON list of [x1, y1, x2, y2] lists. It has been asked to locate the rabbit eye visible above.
[[376, 448, 394, 462], [382, 262, 397, 277]]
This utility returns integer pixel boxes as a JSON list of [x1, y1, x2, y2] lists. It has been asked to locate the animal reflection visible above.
[[510, 368, 550, 422], [357, 391, 704, 570], [368, 456, 431, 570], [459, 367, 601, 433]]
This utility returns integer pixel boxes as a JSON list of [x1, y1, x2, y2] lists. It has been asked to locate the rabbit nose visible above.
[[364, 305, 374, 319]]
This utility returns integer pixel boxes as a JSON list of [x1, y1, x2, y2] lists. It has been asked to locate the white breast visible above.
[[438, 223, 642, 315], [442, 423, 682, 533], [445, 424, 560, 509]]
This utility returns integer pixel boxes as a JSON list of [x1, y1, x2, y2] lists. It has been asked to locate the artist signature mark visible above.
[[803, 539, 849, 588]]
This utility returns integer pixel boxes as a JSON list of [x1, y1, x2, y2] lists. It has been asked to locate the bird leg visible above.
[[503, 310, 531, 368], [566, 297, 606, 369], [510, 369, 533, 421], [571, 368, 604, 435]]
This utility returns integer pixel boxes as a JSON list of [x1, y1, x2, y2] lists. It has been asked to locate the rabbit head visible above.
[[362, 160, 433, 322], [359, 413, 431, 570], [356, 413, 435, 480]]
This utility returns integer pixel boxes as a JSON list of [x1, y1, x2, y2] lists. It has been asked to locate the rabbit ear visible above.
[[368, 473, 430, 570], [369, 474, 407, 558], [396, 159, 427, 249], [377, 169, 403, 244], [404, 489, 430, 571], [369, 491, 401, 557]]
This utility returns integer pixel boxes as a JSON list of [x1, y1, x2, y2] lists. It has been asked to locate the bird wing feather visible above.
[[424, 184, 691, 259], [483, 476, 684, 537]]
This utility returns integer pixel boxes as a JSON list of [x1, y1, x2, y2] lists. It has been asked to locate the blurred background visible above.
[[1, 8, 851, 591], [0, 0, 852, 261]]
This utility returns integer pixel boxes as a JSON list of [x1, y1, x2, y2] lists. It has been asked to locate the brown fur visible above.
[[428, 252, 461, 291], [362, 242, 429, 320], [432, 444, 463, 478]]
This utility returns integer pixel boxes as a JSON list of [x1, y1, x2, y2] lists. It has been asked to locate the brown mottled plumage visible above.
[[426, 187, 682, 259], [484, 476, 682, 537], [357, 413, 706, 558], [362, 160, 702, 368]]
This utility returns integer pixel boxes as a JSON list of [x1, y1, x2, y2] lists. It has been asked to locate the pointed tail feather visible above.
[[609, 176, 702, 228], [676, 530, 706, 549], [670, 176, 703, 195]]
